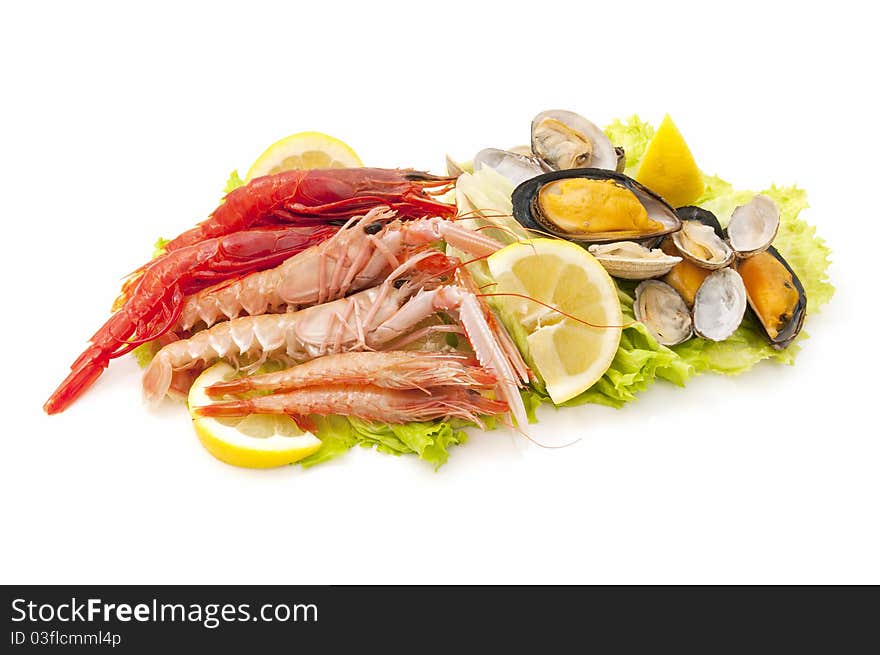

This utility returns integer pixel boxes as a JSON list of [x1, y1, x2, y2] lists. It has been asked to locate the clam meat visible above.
[[692, 268, 748, 341], [737, 246, 806, 349], [634, 280, 693, 346], [588, 241, 681, 280], [531, 110, 618, 171], [676, 206, 724, 235], [511, 169, 681, 244], [672, 219, 735, 270]]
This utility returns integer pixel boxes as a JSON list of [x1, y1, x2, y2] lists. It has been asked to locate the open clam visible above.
[[727, 195, 780, 258], [692, 268, 748, 341], [531, 110, 619, 171], [473, 148, 545, 187], [511, 169, 681, 244], [672, 206, 734, 270], [737, 246, 806, 349], [634, 280, 693, 346], [588, 241, 681, 280]]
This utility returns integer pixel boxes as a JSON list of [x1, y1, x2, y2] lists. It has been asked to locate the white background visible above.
[[1, 1, 877, 584]]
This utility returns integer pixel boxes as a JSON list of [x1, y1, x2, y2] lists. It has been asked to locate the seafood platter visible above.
[[44, 111, 833, 469]]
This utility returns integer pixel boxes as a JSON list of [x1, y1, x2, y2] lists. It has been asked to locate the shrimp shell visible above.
[[143, 284, 408, 403], [205, 351, 497, 397], [177, 209, 504, 332], [194, 385, 508, 428]]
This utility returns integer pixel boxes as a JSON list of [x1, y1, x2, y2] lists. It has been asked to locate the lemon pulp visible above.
[[245, 131, 362, 181], [487, 239, 622, 404], [187, 363, 321, 469], [636, 114, 705, 207]]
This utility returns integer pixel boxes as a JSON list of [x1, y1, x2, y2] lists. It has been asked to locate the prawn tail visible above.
[[142, 352, 174, 406], [44, 310, 140, 415], [193, 400, 255, 418], [204, 377, 255, 397], [43, 351, 108, 415]]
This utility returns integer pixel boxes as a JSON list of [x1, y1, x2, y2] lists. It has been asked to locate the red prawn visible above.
[[165, 168, 457, 251], [44, 224, 337, 415]]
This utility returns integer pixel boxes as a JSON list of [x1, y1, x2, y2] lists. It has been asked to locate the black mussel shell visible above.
[[511, 168, 681, 245], [738, 245, 807, 349]]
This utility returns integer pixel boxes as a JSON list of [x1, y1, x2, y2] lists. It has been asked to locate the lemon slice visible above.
[[187, 362, 322, 468], [487, 239, 622, 404], [635, 114, 705, 207], [245, 131, 362, 181]]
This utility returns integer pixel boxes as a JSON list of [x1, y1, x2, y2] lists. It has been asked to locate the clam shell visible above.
[[511, 168, 682, 245], [727, 194, 780, 258], [508, 144, 537, 157], [692, 268, 747, 341], [473, 148, 544, 187], [588, 241, 681, 280], [672, 220, 735, 270], [634, 280, 693, 346], [531, 110, 618, 171]]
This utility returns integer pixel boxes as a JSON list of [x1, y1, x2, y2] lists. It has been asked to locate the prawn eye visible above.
[[393, 278, 407, 289], [364, 222, 383, 235]]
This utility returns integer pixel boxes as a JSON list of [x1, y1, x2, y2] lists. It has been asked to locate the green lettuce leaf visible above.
[[455, 148, 696, 408], [758, 185, 834, 312], [573, 289, 693, 407], [671, 179, 834, 374], [224, 169, 245, 194], [469, 116, 834, 410], [152, 236, 170, 259], [300, 415, 469, 471], [132, 341, 163, 368], [604, 115, 655, 177], [602, 115, 833, 378], [133, 117, 835, 471], [524, 286, 694, 409]]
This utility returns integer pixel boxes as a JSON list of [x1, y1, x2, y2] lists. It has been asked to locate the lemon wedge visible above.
[[487, 239, 622, 404], [245, 131, 362, 181], [636, 114, 705, 207], [187, 362, 322, 468]]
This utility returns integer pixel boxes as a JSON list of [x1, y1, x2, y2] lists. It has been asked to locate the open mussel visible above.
[[727, 195, 780, 258], [588, 241, 681, 280], [531, 110, 620, 172], [511, 169, 681, 244], [736, 246, 806, 349], [634, 280, 693, 346]]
